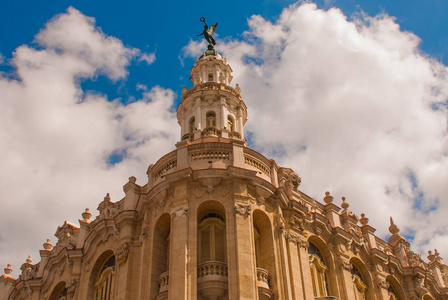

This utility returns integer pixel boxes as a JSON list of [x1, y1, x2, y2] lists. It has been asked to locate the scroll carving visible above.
[[171, 205, 189, 218], [234, 203, 251, 219], [115, 242, 130, 266]]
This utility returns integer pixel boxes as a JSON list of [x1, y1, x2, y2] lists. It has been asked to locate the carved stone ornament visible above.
[[376, 276, 390, 290], [339, 259, 353, 271], [115, 242, 130, 266], [234, 203, 251, 219], [171, 205, 189, 218], [67, 279, 77, 296]]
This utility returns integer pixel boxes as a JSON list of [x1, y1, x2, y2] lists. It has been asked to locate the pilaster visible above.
[[228, 201, 257, 299]]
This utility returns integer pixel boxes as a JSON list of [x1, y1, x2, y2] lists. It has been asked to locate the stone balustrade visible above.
[[197, 261, 228, 278], [228, 131, 241, 139], [245, 155, 270, 176], [181, 82, 241, 101], [158, 271, 169, 292], [191, 151, 230, 161], [202, 127, 221, 137]]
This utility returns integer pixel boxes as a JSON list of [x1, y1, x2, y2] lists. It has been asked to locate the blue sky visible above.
[[2, 0, 448, 103], [1, 0, 448, 276]]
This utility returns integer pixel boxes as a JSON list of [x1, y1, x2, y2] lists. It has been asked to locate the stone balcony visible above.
[[202, 126, 221, 138], [257, 267, 273, 300], [155, 271, 169, 300], [197, 261, 228, 300]]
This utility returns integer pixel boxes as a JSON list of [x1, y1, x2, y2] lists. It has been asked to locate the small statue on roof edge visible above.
[[197, 17, 218, 46]]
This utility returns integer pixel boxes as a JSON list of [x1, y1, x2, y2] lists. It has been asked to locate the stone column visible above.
[[237, 109, 244, 139], [228, 201, 257, 299], [279, 230, 302, 300], [337, 256, 356, 299], [168, 203, 190, 300]]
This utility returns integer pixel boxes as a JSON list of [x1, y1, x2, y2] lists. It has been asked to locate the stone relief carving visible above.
[[234, 203, 251, 219], [67, 279, 77, 296], [171, 205, 189, 218], [116, 242, 130, 266], [98, 193, 120, 220], [407, 248, 425, 268], [339, 259, 353, 271], [375, 276, 390, 290]]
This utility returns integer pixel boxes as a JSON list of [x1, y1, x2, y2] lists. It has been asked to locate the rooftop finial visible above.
[[389, 216, 400, 235], [197, 17, 218, 46], [4, 264, 12, 275]]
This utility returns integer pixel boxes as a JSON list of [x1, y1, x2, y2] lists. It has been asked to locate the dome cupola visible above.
[[177, 45, 247, 143]]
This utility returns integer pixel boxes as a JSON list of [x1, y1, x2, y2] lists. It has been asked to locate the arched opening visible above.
[[253, 210, 276, 297], [206, 111, 216, 128], [189, 117, 195, 136], [208, 73, 213, 82], [351, 264, 367, 300], [386, 275, 405, 300], [227, 115, 235, 132], [308, 235, 338, 297], [49, 281, 67, 300], [94, 255, 115, 300], [308, 242, 329, 297], [150, 213, 171, 298], [197, 201, 228, 300], [87, 250, 115, 300]]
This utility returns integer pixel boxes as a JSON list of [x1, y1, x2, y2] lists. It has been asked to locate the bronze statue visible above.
[[197, 17, 218, 46]]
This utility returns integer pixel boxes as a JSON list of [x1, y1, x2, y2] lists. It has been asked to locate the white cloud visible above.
[[138, 52, 156, 65], [0, 7, 178, 275], [185, 3, 448, 259]]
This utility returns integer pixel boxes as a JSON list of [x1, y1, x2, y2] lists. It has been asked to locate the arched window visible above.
[[206, 112, 216, 128], [351, 265, 367, 300], [49, 282, 67, 300], [388, 286, 398, 300], [150, 214, 171, 299], [208, 73, 213, 82], [198, 213, 226, 263], [227, 115, 235, 132], [308, 242, 329, 297], [94, 255, 115, 300], [189, 117, 195, 135]]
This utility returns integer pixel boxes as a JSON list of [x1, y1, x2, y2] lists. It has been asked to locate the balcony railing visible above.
[[202, 127, 221, 138], [257, 267, 273, 300], [229, 131, 241, 139], [197, 261, 228, 300], [158, 271, 169, 292], [197, 261, 228, 278]]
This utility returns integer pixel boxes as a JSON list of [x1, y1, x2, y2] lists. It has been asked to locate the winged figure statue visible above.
[[197, 17, 218, 46]]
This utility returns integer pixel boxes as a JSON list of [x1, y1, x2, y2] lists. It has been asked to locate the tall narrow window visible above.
[[208, 73, 213, 82], [227, 115, 235, 132], [308, 243, 329, 297], [254, 226, 261, 267], [351, 265, 367, 300], [198, 213, 226, 263], [189, 117, 195, 135], [206, 112, 216, 128], [94, 255, 115, 300]]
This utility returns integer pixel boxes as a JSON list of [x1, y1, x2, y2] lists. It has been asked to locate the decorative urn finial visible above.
[[43, 239, 52, 250], [82, 208, 92, 221], [323, 191, 334, 204], [4, 264, 12, 275]]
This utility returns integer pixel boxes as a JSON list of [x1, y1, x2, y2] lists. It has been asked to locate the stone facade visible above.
[[1, 46, 448, 300]]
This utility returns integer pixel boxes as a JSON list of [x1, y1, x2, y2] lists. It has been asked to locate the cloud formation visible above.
[[0, 7, 178, 274], [185, 3, 448, 257]]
